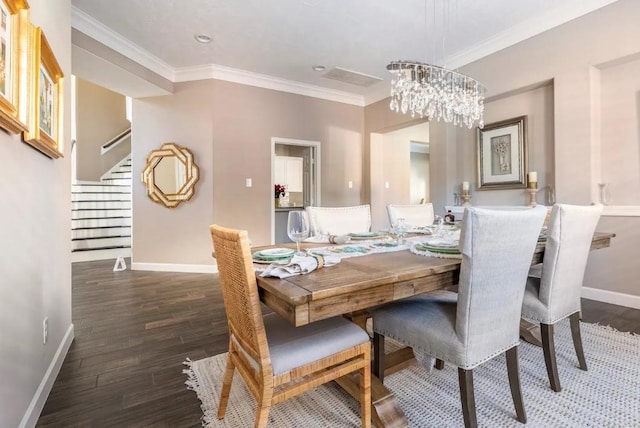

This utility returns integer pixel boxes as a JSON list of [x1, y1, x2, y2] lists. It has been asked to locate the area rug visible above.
[[184, 321, 639, 427]]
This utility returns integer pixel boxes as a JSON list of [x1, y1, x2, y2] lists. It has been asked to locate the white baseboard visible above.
[[20, 324, 75, 428], [582, 287, 640, 310], [131, 262, 218, 274]]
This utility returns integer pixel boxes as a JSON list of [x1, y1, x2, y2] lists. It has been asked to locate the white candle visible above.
[[528, 171, 537, 182], [462, 181, 469, 192]]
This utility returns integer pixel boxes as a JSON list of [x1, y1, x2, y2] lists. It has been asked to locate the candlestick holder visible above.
[[461, 193, 472, 207], [526, 188, 539, 207]]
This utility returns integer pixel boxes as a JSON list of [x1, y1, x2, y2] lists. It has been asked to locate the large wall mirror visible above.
[[141, 142, 200, 208]]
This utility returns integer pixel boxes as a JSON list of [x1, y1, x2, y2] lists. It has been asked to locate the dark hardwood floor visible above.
[[37, 259, 640, 427]]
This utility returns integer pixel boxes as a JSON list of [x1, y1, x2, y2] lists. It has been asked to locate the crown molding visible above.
[[72, 6, 365, 106], [446, 0, 619, 70], [174, 64, 365, 106], [71, 6, 175, 81]]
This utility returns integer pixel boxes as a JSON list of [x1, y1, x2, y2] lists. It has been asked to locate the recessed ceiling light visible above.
[[312, 65, 326, 72], [194, 34, 212, 44]]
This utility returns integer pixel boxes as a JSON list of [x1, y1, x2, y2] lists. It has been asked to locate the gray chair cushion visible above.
[[373, 292, 463, 363], [264, 313, 370, 375]]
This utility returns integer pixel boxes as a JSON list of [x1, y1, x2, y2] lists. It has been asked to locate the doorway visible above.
[[369, 122, 430, 230], [270, 137, 321, 244]]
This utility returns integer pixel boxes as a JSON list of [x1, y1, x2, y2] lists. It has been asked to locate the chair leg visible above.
[[569, 312, 588, 371], [541, 322, 562, 392], [255, 386, 273, 428], [360, 348, 372, 428], [435, 359, 445, 370], [373, 332, 385, 382], [506, 347, 527, 423], [217, 356, 235, 419], [458, 368, 477, 428]]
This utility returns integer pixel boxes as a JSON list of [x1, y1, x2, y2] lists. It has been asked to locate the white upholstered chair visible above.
[[305, 204, 371, 236], [386, 203, 435, 228], [521, 204, 603, 392], [210, 225, 371, 427], [371, 206, 547, 428]]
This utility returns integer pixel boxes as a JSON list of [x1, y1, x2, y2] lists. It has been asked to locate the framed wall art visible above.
[[23, 25, 63, 158], [476, 115, 527, 190], [0, 0, 29, 134]]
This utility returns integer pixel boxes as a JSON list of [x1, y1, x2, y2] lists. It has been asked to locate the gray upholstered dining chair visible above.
[[521, 203, 603, 392], [210, 224, 371, 427], [387, 203, 435, 228], [305, 204, 371, 236], [371, 206, 547, 428]]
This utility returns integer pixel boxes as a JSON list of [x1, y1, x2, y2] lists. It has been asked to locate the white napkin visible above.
[[258, 254, 340, 278], [304, 234, 351, 244]]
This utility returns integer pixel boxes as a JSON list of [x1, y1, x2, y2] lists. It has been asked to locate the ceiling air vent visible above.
[[321, 67, 383, 87]]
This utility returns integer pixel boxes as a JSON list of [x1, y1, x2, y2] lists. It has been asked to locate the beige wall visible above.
[[600, 58, 640, 206], [0, 1, 72, 427], [453, 0, 640, 298], [132, 80, 215, 265], [211, 80, 363, 246], [132, 79, 363, 265], [456, 84, 555, 206], [76, 78, 130, 181]]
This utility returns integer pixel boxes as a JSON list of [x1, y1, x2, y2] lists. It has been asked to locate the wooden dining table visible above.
[[255, 232, 615, 428]]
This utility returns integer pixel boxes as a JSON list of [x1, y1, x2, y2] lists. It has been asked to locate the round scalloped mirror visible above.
[[141, 142, 200, 208]]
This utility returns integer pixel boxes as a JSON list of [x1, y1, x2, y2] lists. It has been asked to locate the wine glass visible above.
[[287, 211, 310, 256], [392, 217, 407, 244]]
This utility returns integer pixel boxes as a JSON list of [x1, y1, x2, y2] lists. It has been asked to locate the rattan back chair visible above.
[[210, 224, 371, 428]]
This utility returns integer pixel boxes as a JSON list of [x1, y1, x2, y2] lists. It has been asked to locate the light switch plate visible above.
[[245, 178, 252, 187]]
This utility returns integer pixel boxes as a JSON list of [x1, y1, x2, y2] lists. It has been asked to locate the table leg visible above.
[[336, 373, 408, 428], [520, 319, 542, 346]]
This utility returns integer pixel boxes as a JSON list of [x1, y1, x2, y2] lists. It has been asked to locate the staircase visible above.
[[71, 156, 132, 262]]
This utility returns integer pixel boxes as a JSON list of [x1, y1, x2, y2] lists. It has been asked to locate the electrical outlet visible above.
[[348, 181, 353, 189], [43, 317, 48, 345], [245, 178, 252, 187]]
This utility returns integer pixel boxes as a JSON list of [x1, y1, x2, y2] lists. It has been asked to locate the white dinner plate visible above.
[[257, 248, 294, 257], [348, 232, 380, 239]]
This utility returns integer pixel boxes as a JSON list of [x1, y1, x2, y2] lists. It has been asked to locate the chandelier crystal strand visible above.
[[387, 61, 486, 129]]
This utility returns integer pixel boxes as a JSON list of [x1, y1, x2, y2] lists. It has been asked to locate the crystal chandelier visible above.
[[387, 60, 486, 129]]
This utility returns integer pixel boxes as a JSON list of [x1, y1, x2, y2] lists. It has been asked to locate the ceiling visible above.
[[71, 0, 619, 103]]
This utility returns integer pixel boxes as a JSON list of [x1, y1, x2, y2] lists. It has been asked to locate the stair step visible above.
[[72, 209, 131, 219], [71, 247, 131, 262], [72, 226, 131, 239], [109, 171, 132, 178], [72, 184, 131, 193], [101, 178, 132, 185], [72, 217, 131, 228], [72, 192, 132, 202], [72, 200, 131, 210], [72, 236, 131, 251]]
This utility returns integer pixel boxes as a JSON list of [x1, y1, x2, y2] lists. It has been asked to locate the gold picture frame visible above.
[[476, 116, 528, 190], [0, 0, 29, 134], [23, 25, 63, 158]]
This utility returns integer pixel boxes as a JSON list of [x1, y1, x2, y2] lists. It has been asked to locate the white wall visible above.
[[0, 1, 73, 427]]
